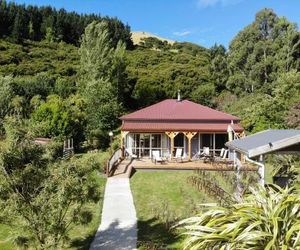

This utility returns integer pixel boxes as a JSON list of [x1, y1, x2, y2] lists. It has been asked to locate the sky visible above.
[[12, 0, 300, 48]]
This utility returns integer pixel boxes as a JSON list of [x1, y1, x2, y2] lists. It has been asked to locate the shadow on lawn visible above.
[[69, 231, 96, 250], [137, 218, 180, 250], [70, 220, 137, 250]]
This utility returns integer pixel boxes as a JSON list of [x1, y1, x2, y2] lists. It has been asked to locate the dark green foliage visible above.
[[227, 8, 300, 94], [0, 0, 133, 48], [172, 42, 208, 56], [139, 37, 170, 50], [0, 39, 79, 79], [125, 43, 212, 108]]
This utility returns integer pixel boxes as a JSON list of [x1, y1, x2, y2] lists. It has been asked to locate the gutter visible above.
[[245, 156, 264, 169]]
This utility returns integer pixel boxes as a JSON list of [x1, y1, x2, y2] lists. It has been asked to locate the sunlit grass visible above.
[[130, 171, 212, 249]]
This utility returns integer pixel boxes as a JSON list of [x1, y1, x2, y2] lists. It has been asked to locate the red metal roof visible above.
[[121, 121, 243, 133], [121, 99, 240, 121]]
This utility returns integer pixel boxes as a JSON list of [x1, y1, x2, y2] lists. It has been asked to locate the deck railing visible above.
[[107, 148, 122, 177]]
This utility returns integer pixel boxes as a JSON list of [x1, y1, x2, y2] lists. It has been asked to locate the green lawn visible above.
[[0, 224, 14, 250], [130, 169, 270, 250], [130, 171, 214, 249]]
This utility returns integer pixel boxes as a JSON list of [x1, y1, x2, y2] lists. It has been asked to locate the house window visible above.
[[215, 134, 228, 149], [140, 134, 150, 157], [201, 134, 212, 148], [129, 133, 164, 158], [174, 133, 184, 148], [152, 134, 161, 149]]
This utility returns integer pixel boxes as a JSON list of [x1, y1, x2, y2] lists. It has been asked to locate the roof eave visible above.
[[226, 133, 300, 158], [120, 117, 241, 122]]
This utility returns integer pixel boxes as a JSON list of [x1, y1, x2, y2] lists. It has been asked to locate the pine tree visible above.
[[11, 11, 22, 43]]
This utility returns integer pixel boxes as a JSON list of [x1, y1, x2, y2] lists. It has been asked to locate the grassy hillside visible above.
[[131, 31, 175, 45]]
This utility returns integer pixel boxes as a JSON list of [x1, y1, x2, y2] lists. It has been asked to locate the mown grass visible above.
[[130, 167, 275, 250], [130, 171, 214, 249], [0, 224, 14, 250]]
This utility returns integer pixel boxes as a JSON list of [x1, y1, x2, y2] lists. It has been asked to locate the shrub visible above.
[[178, 186, 300, 249]]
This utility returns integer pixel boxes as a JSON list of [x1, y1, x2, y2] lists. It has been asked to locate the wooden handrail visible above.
[[106, 148, 122, 177]]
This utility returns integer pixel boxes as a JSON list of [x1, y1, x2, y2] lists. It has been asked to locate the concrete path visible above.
[[111, 159, 133, 178], [90, 178, 137, 250]]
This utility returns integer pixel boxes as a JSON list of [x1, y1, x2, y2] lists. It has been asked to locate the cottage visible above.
[[120, 94, 244, 161]]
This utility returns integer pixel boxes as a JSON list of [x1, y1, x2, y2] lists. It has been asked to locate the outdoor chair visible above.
[[199, 147, 213, 162], [174, 148, 183, 162], [219, 148, 225, 158], [152, 150, 166, 164], [200, 147, 210, 157], [215, 148, 228, 161], [214, 149, 234, 166], [125, 148, 138, 159]]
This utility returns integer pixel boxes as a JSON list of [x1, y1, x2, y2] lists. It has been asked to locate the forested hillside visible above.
[[0, 2, 300, 149], [0, 0, 133, 47]]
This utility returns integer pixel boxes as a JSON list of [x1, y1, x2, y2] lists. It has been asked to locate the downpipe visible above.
[[245, 155, 265, 186]]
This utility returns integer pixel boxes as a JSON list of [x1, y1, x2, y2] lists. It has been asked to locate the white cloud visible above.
[[197, 0, 243, 8], [173, 30, 192, 37]]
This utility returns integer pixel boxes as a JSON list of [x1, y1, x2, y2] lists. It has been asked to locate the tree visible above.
[[11, 11, 23, 43], [0, 1, 133, 46], [190, 83, 215, 107], [79, 21, 126, 145], [30, 94, 86, 141], [0, 119, 101, 249], [209, 44, 229, 93], [286, 102, 300, 129], [226, 8, 300, 95], [0, 75, 15, 133], [45, 26, 56, 43], [178, 186, 300, 249], [11, 95, 26, 118]]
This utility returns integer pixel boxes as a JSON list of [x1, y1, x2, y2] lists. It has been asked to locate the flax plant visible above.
[[178, 185, 300, 250]]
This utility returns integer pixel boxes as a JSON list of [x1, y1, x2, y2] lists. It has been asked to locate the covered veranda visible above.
[[121, 130, 235, 161]]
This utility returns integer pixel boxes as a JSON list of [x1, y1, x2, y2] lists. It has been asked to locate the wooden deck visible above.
[[130, 158, 257, 171], [110, 158, 258, 178]]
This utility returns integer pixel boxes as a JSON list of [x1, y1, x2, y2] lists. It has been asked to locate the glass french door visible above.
[[128, 133, 164, 158]]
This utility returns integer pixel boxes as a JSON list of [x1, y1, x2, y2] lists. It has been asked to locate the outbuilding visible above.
[[226, 129, 300, 186]]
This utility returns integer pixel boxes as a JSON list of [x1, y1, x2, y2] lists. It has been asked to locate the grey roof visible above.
[[226, 129, 300, 158]]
